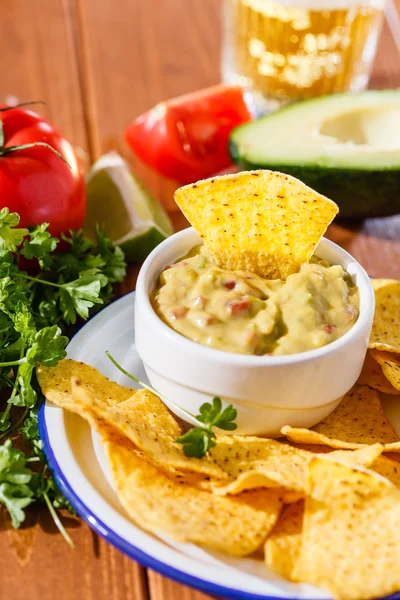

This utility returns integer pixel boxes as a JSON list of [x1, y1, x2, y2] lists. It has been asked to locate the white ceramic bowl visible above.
[[135, 228, 375, 436]]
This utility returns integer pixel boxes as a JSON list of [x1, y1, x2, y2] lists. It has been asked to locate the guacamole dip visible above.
[[152, 246, 359, 356]]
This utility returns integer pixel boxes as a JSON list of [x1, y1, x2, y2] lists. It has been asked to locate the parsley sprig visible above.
[[176, 398, 237, 457], [0, 208, 126, 539], [106, 351, 237, 458]]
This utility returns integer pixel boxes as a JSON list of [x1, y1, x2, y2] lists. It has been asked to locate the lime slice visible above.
[[84, 151, 173, 262]]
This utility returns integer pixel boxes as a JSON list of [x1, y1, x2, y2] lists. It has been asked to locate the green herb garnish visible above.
[[176, 398, 237, 457], [106, 351, 237, 459], [0, 209, 126, 540]]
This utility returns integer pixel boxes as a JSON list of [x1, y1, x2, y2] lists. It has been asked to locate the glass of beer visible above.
[[222, 0, 386, 111]]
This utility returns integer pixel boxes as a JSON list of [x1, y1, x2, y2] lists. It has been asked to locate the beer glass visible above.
[[222, 0, 386, 111]]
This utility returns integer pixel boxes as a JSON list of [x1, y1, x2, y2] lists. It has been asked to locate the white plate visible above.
[[39, 293, 400, 600]]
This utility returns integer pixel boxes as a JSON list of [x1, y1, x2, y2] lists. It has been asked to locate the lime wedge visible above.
[[84, 151, 173, 262]]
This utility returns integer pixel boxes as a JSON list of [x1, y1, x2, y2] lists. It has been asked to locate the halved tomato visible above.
[[125, 85, 251, 184]]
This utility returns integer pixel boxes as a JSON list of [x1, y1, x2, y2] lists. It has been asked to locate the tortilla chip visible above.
[[265, 500, 304, 579], [370, 350, 400, 391], [66, 377, 384, 494], [100, 423, 283, 557], [357, 351, 400, 395], [37, 359, 133, 409], [68, 378, 228, 479], [369, 279, 400, 354], [292, 457, 400, 600], [72, 386, 313, 487], [282, 385, 399, 450], [371, 455, 400, 487], [211, 442, 383, 497], [209, 438, 311, 495], [174, 171, 338, 280]]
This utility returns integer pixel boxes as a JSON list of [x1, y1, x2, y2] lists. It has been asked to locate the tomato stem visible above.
[[0, 142, 71, 168], [0, 101, 46, 113]]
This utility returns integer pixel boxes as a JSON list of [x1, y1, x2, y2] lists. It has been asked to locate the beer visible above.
[[222, 0, 385, 109]]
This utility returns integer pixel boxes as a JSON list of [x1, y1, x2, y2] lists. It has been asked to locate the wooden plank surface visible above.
[[1, 0, 400, 599]]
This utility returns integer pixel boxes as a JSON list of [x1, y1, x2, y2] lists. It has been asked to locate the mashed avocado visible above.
[[152, 245, 359, 356]]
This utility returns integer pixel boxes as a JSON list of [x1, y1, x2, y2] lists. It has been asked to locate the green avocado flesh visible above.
[[229, 90, 400, 219]]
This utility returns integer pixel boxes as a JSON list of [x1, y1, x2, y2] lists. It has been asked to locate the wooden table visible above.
[[1, 1, 400, 599]]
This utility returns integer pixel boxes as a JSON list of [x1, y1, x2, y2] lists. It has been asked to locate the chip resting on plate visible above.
[[211, 443, 383, 497], [357, 351, 400, 394], [370, 349, 400, 391], [69, 376, 228, 479], [265, 500, 304, 579], [37, 359, 133, 409], [100, 422, 283, 556], [371, 455, 400, 487], [282, 385, 400, 450], [369, 279, 400, 353], [292, 457, 400, 600], [174, 171, 338, 280]]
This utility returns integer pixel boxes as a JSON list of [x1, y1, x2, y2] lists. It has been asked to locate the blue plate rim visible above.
[[38, 293, 400, 600]]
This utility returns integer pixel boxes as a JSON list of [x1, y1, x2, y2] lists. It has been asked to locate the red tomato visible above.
[[125, 85, 251, 184], [0, 106, 86, 237]]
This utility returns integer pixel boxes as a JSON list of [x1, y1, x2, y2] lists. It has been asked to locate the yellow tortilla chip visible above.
[[37, 359, 133, 409], [63, 375, 386, 495], [174, 171, 338, 280], [209, 438, 311, 494], [265, 450, 384, 573], [357, 351, 400, 395], [292, 457, 400, 600], [211, 443, 383, 497], [369, 279, 400, 353], [370, 349, 400, 391], [71, 386, 313, 487], [68, 378, 228, 479], [265, 500, 303, 580], [100, 424, 283, 557], [282, 385, 399, 450], [372, 455, 400, 487], [43, 371, 310, 483]]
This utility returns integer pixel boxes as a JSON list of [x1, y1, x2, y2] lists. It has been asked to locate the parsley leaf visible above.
[[0, 209, 29, 255], [176, 397, 237, 458], [175, 427, 217, 457], [0, 211, 127, 540], [21, 223, 58, 269], [0, 440, 35, 527], [95, 225, 127, 282], [59, 270, 107, 322], [29, 326, 68, 367]]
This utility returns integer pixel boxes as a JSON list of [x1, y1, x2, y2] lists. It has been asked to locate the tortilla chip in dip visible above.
[[174, 170, 338, 280], [282, 385, 399, 450], [292, 458, 400, 600]]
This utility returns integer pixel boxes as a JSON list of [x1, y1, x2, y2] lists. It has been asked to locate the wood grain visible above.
[[74, 0, 221, 211], [1, 0, 400, 599], [147, 570, 214, 600], [0, 506, 148, 600], [0, 0, 89, 153]]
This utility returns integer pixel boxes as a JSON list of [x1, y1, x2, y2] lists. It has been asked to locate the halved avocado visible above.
[[229, 91, 400, 219]]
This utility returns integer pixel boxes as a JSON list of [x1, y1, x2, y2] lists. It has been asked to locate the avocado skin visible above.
[[229, 144, 400, 220]]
